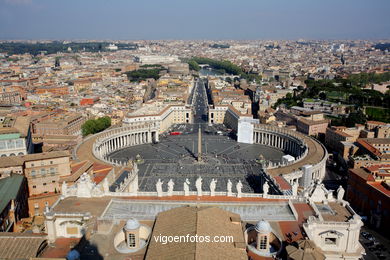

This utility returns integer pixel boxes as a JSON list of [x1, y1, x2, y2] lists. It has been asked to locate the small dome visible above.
[[255, 220, 271, 234], [66, 250, 80, 260], [125, 218, 140, 230]]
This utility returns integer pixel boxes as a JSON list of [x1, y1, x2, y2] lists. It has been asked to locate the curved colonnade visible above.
[[253, 124, 327, 186], [91, 123, 159, 166]]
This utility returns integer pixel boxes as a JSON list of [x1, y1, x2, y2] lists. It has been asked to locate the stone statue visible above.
[[227, 179, 233, 196], [61, 181, 67, 196], [210, 179, 217, 196], [236, 180, 243, 198], [263, 181, 269, 196], [103, 178, 109, 194], [337, 185, 345, 201], [183, 178, 190, 196], [156, 179, 163, 197], [292, 182, 298, 196], [196, 176, 203, 196], [167, 179, 174, 196], [76, 173, 94, 198]]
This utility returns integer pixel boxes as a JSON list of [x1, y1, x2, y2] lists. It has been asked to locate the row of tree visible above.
[[81, 116, 111, 137], [184, 57, 262, 82], [125, 68, 163, 82], [347, 71, 390, 86], [189, 57, 243, 75], [0, 42, 137, 56]]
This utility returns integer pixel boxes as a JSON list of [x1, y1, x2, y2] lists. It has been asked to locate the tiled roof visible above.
[[145, 206, 247, 260], [0, 232, 46, 259]]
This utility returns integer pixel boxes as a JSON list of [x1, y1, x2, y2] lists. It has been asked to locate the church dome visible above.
[[125, 218, 140, 230], [255, 220, 271, 234]]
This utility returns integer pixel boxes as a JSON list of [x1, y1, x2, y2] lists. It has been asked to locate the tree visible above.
[[187, 60, 200, 71], [55, 56, 60, 67], [343, 110, 367, 127], [319, 92, 327, 100], [81, 116, 111, 136]]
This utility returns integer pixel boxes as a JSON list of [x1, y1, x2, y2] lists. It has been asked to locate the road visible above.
[[192, 79, 209, 124]]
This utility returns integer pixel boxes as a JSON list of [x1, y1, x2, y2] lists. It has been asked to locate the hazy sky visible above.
[[0, 0, 389, 40]]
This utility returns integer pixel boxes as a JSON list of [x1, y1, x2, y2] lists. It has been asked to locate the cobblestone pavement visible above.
[[108, 131, 285, 193]]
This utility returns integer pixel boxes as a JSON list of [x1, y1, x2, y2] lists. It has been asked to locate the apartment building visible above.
[[0, 116, 33, 157], [33, 112, 85, 136]]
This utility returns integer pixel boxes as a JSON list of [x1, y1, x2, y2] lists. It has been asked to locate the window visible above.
[[43, 183, 47, 186], [50, 161, 53, 164], [50, 168, 56, 174], [128, 233, 136, 247], [325, 237, 337, 245], [41, 168, 46, 176], [31, 170, 36, 177], [34, 203, 39, 209], [33, 185, 36, 188], [259, 235, 268, 250], [52, 180, 55, 183]]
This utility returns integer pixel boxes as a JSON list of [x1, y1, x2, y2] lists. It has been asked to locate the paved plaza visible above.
[[108, 125, 285, 193]]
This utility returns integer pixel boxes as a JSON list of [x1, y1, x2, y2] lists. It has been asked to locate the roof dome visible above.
[[66, 250, 80, 260], [255, 220, 271, 234], [125, 218, 140, 230]]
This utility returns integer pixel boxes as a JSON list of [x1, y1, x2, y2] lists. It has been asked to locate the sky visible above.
[[0, 0, 389, 40]]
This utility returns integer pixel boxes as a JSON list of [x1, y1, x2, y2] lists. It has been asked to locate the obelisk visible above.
[[198, 126, 202, 162]]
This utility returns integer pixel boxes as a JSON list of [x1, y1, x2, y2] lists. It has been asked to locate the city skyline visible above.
[[0, 0, 390, 40]]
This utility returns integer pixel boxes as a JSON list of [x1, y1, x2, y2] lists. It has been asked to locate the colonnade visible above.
[[96, 131, 157, 159], [253, 124, 327, 189], [91, 123, 160, 165], [253, 130, 306, 157]]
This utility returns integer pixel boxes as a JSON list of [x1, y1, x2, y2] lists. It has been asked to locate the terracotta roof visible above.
[[367, 181, 390, 196], [367, 121, 386, 125], [298, 118, 329, 126], [0, 127, 19, 135], [145, 206, 247, 260], [278, 203, 316, 243], [0, 156, 24, 168], [22, 151, 70, 162], [93, 167, 112, 184], [349, 168, 375, 182], [366, 164, 390, 172], [333, 129, 353, 138], [274, 176, 292, 191], [61, 160, 93, 183], [357, 139, 381, 157], [13, 116, 31, 137], [0, 232, 47, 259], [40, 237, 80, 259], [286, 239, 325, 260], [0, 151, 70, 168]]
